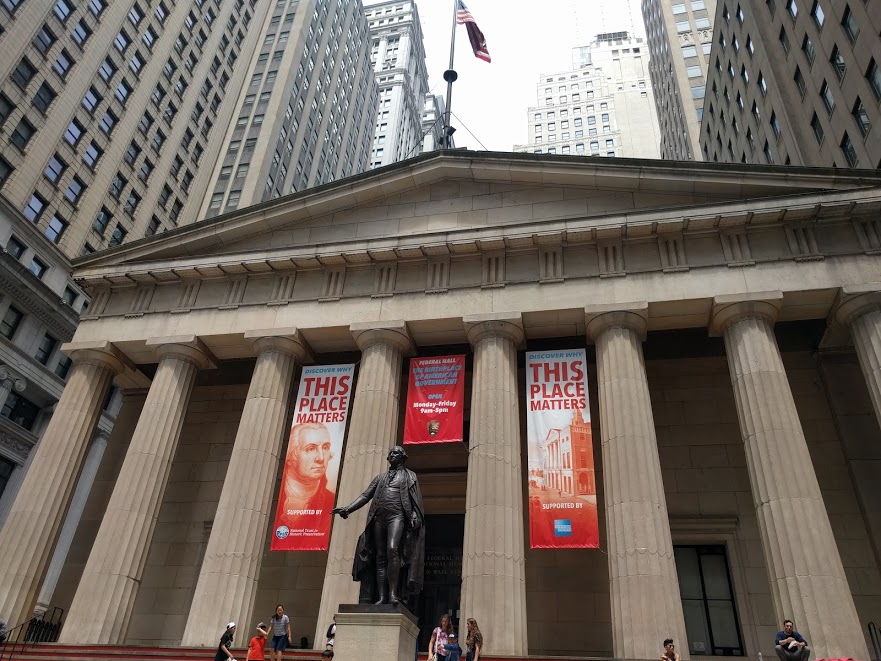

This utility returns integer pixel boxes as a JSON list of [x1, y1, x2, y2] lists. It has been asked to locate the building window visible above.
[[0, 306, 23, 339], [1, 391, 40, 431], [829, 45, 846, 80], [44, 154, 67, 184], [810, 112, 824, 142], [46, 214, 67, 243], [11, 118, 35, 151], [94, 207, 112, 234], [0, 93, 14, 128], [62, 286, 77, 306], [770, 111, 781, 138], [64, 119, 84, 146], [0, 157, 11, 187], [33, 82, 57, 114], [35, 333, 57, 365], [840, 132, 858, 166], [65, 176, 86, 205], [53, 0, 72, 21], [851, 97, 871, 137], [72, 21, 92, 47], [100, 109, 118, 135], [83, 141, 103, 169], [29, 255, 48, 279], [810, 0, 825, 28], [758, 73, 767, 95], [55, 355, 73, 379], [794, 66, 806, 96], [82, 86, 102, 113], [23, 193, 46, 222], [687, 65, 702, 78], [34, 25, 58, 54], [819, 80, 835, 113], [12, 58, 36, 89], [802, 35, 815, 65], [109, 224, 128, 247], [841, 5, 859, 43], [866, 59, 881, 100], [786, 0, 797, 19], [779, 26, 790, 52], [6, 236, 25, 260], [675, 545, 744, 656]]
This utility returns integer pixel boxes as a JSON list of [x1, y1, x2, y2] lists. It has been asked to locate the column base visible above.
[[335, 604, 419, 661]]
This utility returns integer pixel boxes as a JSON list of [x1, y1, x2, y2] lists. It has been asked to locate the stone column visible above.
[[460, 313, 527, 656], [183, 329, 311, 647], [61, 337, 213, 644], [585, 303, 688, 660], [836, 286, 881, 430], [313, 321, 413, 646], [711, 292, 869, 660], [36, 432, 109, 613], [0, 366, 26, 411], [0, 342, 127, 629]]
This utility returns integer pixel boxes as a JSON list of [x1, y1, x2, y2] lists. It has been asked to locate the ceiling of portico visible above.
[[71, 151, 881, 289]]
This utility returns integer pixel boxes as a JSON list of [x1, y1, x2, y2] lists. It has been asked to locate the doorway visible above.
[[414, 514, 464, 651]]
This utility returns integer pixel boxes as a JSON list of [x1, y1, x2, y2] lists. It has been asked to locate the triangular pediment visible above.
[[73, 151, 881, 281]]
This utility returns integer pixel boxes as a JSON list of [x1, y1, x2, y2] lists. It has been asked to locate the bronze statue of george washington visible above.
[[331, 445, 424, 606]]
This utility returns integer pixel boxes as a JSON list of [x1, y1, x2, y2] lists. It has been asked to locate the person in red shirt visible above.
[[247, 623, 269, 661]]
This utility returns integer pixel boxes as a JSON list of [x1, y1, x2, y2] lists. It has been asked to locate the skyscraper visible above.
[[199, 0, 377, 218], [364, 0, 429, 169], [515, 33, 661, 160], [642, 0, 716, 159], [699, 0, 881, 168], [0, 0, 378, 253]]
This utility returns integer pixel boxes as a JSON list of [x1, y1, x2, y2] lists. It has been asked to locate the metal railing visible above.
[[0, 608, 64, 661], [869, 621, 880, 661]]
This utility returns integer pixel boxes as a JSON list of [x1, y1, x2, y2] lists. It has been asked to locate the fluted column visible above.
[[585, 303, 688, 660], [836, 286, 881, 432], [0, 342, 127, 629], [0, 366, 26, 411], [460, 313, 527, 656], [313, 321, 413, 646], [712, 292, 869, 660], [183, 330, 311, 646], [61, 337, 213, 644]]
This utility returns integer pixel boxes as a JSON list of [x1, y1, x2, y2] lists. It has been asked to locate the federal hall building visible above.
[[1, 151, 881, 660]]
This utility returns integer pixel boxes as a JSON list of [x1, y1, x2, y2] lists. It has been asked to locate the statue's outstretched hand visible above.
[[331, 507, 349, 519]]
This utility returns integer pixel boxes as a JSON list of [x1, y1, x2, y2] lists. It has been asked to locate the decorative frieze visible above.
[[598, 240, 625, 277], [426, 259, 450, 293], [372, 264, 397, 298], [267, 274, 297, 306], [785, 225, 823, 261], [539, 246, 564, 283], [481, 253, 505, 288], [320, 268, 346, 302], [172, 280, 201, 313], [720, 230, 754, 267], [219, 277, 248, 309], [658, 234, 688, 272], [125, 285, 155, 317], [854, 219, 881, 255]]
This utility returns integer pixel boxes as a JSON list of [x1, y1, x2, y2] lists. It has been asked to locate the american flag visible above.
[[456, 0, 491, 63]]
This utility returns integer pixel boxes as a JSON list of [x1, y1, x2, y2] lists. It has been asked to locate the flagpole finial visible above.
[[443, 69, 458, 83]]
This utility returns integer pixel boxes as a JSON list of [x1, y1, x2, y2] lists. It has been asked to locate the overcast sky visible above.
[[365, 0, 647, 151]]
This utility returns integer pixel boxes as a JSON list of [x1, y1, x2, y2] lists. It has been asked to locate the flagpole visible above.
[[442, 0, 458, 149]]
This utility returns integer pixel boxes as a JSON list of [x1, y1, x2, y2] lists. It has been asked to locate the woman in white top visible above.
[[428, 614, 453, 661]]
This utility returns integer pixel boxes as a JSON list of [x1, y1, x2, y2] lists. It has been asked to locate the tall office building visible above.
[[200, 0, 377, 217], [364, 0, 429, 169], [515, 33, 661, 160], [0, 0, 378, 254], [699, 0, 880, 167], [0, 0, 272, 258], [421, 93, 450, 152], [642, 0, 716, 159]]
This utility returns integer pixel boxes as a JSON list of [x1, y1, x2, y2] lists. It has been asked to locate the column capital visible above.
[[463, 312, 524, 347], [709, 291, 783, 336], [585, 302, 648, 342], [147, 335, 216, 369], [834, 285, 881, 326], [350, 320, 414, 354], [0, 366, 26, 393], [244, 327, 313, 362], [60, 341, 133, 375]]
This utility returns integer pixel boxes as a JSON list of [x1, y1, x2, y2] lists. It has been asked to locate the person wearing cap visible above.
[[247, 623, 269, 661], [443, 633, 463, 661], [215, 623, 237, 661]]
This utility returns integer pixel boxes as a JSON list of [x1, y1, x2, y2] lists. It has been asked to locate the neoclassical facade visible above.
[[0, 152, 879, 659]]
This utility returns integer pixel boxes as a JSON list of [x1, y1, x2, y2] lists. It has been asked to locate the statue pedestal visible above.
[[334, 604, 419, 661]]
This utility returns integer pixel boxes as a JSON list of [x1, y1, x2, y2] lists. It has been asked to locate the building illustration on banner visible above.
[[525, 350, 599, 549]]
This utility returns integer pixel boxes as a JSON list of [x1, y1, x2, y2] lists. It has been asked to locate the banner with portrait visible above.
[[271, 363, 355, 551], [525, 349, 599, 549], [403, 355, 466, 445]]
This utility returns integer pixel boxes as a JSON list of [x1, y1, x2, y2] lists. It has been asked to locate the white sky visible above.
[[365, 0, 647, 151]]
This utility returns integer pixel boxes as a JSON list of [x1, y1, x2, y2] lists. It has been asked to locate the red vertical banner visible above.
[[271, 363, 355, 551], [525, 349, 599, 549], [403, 355, 466, 444]]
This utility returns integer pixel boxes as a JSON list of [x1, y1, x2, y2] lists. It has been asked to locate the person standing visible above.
[[269, 605, 291, 661], [464, 618, 483, 661], [215, 623, 237, 661], [247, 623, 268, 661], [325, 617, 336, 650], [428, 614, 453, 661]]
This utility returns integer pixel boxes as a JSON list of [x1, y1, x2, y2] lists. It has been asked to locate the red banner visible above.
[[271, 364, 355, 551], [403, 355, 466, 444], [525, 349, 599, 549]]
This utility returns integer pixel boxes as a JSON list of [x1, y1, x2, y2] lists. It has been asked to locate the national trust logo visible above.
[[275, 525, 290, 540]]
